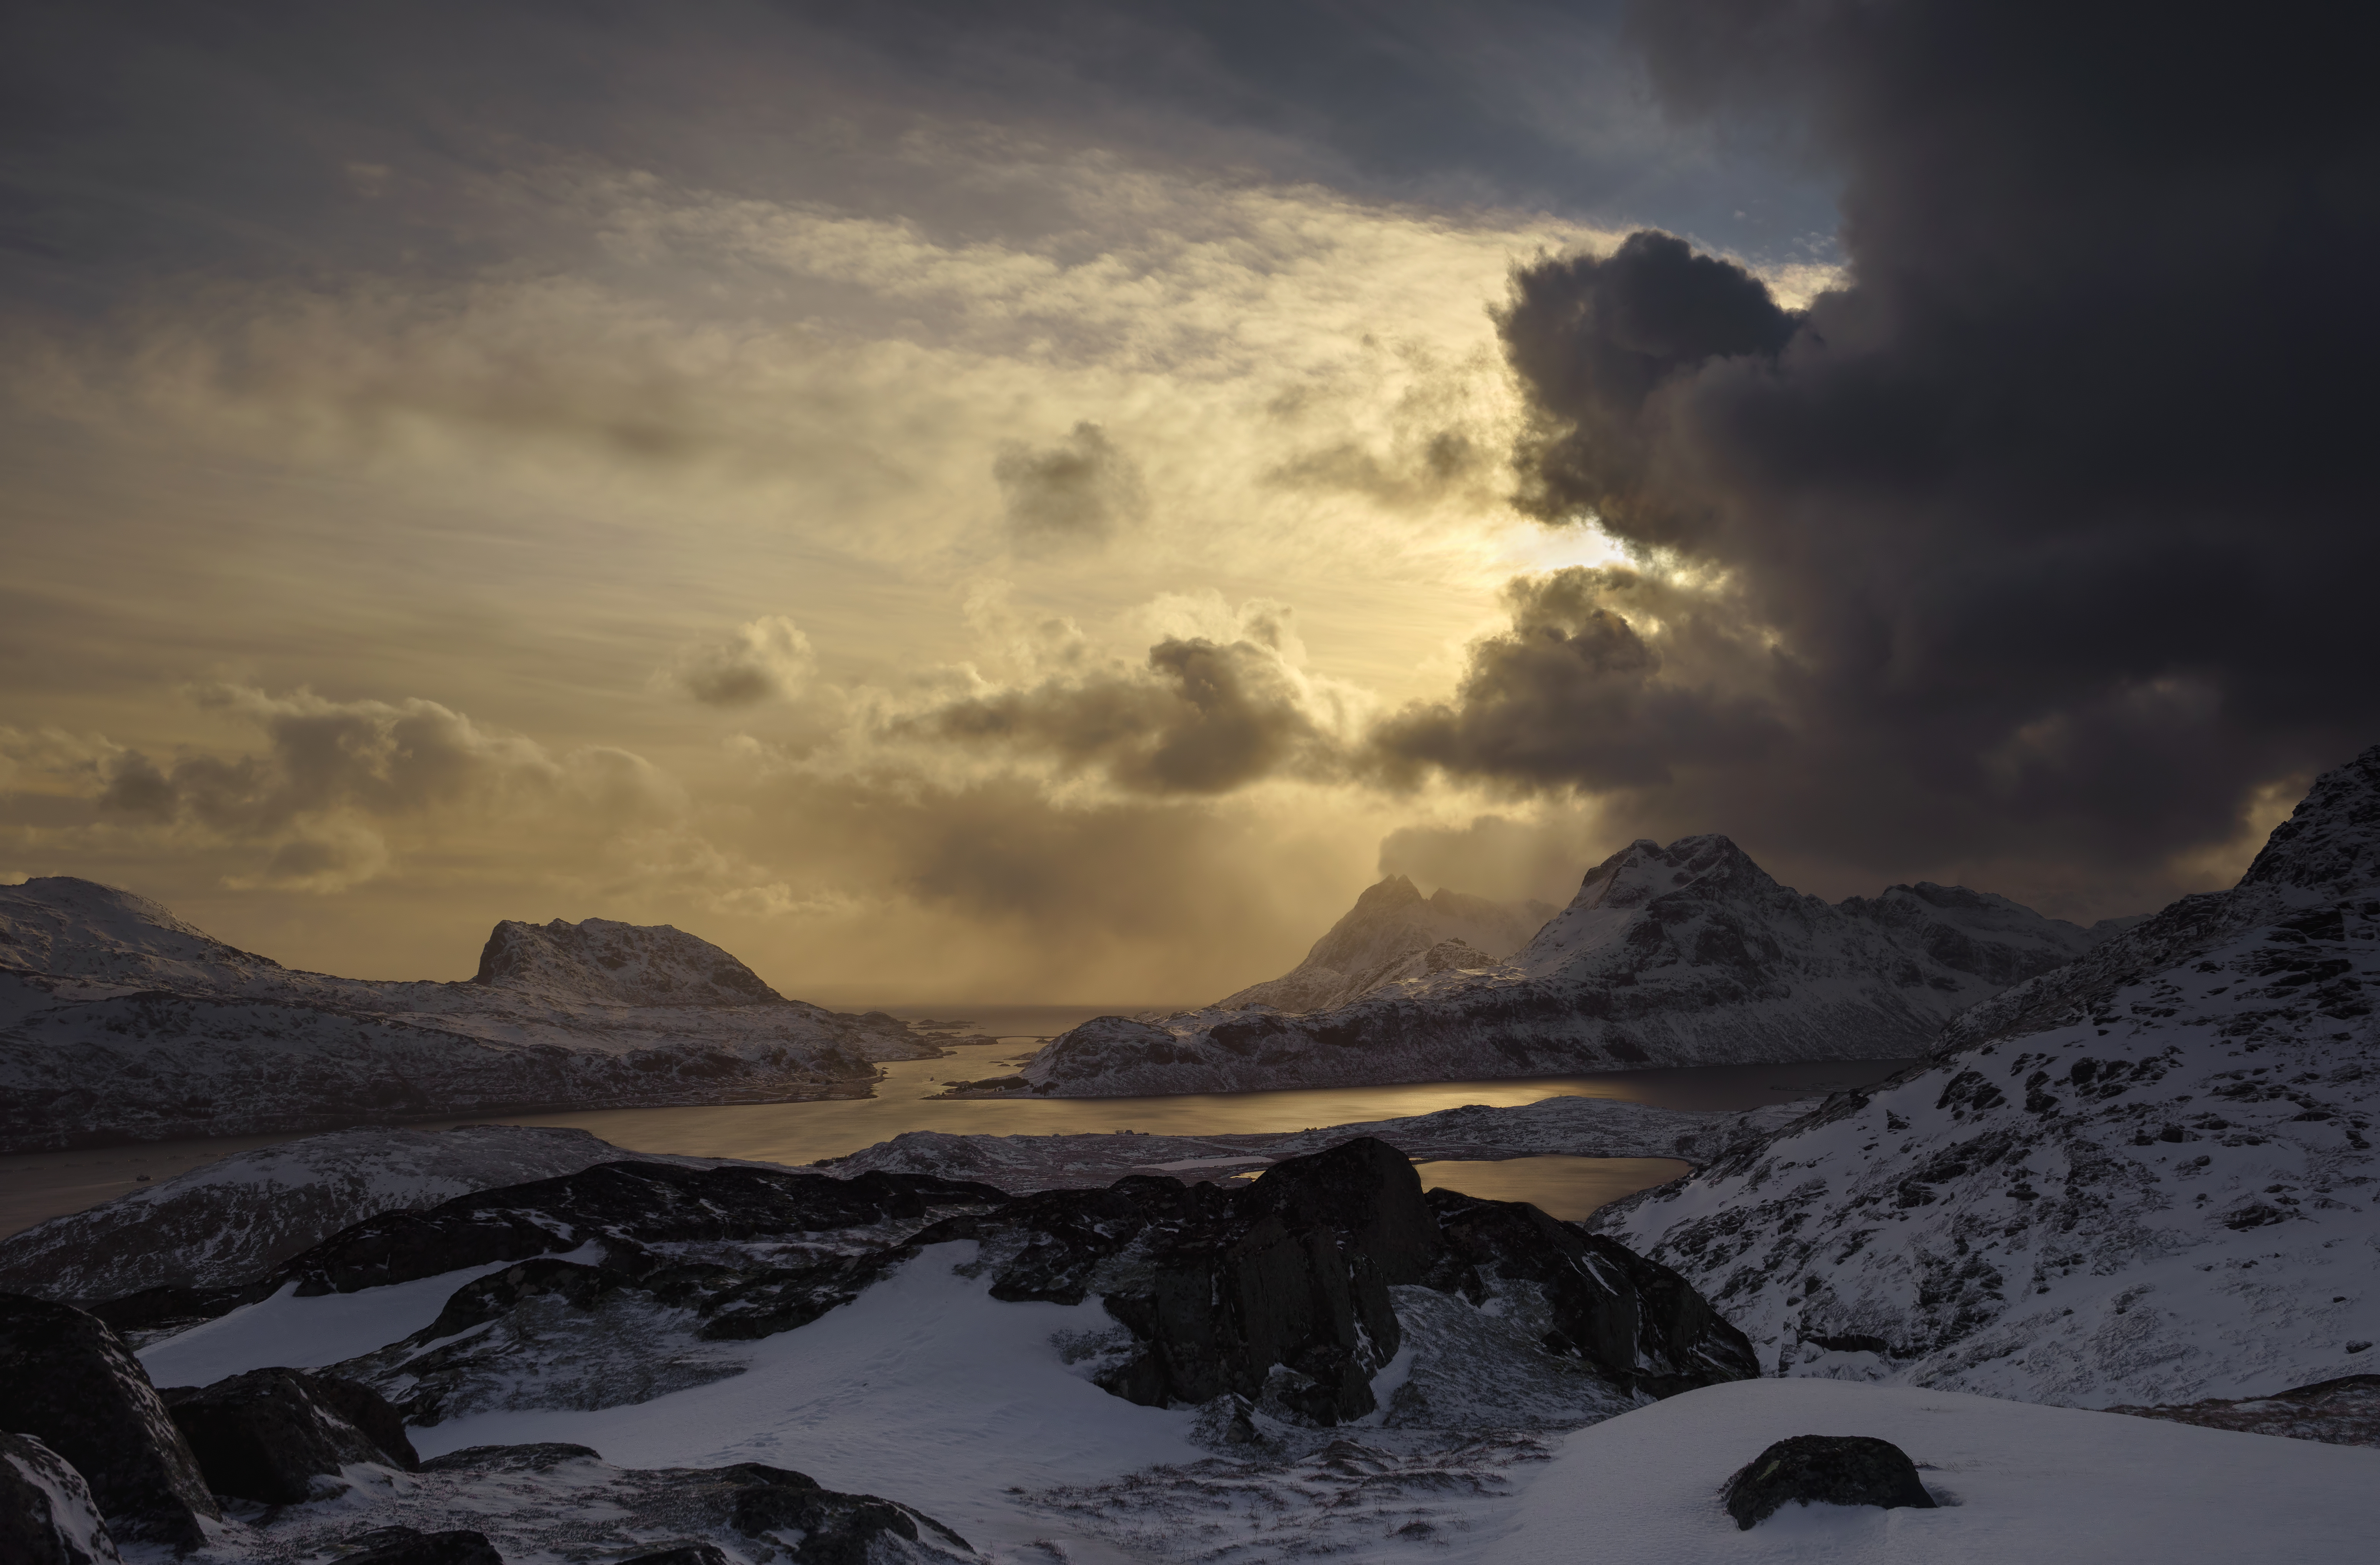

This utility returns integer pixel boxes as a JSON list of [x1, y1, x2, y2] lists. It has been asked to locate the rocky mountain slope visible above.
[[1007, 838, 2120, 1097], [1215, 875, 1555, 1015], [0, 879, 932, 1153], [0, 1126, 749, 1306], [1591, 745, 2380, 1409]]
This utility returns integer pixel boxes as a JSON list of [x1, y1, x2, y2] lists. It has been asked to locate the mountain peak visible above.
[[2239, 743, 2380, 898], [1570, 833, 1769, 912], [1353, 874, 1425, 910], [0, 875, 284, 984], [470, 916, 786, 1007]]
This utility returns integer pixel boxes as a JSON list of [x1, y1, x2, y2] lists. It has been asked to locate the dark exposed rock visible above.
[[913, 1136, 1751, 1426], [618, 1547, 730, 1565], [0, 1294, 218, 1547], [2107, 1373, 2380, 1447], [701, 1462, 972, 1565], [1720, 1434, 1938, 1529], [271, 1161, 1006, 1296], [0, 1431, 123, 1565], [1425, 1189, 1759, 1395], [335, 1525, 506, 1565], [416, 1444, 602, 1474], [158, 1368, 416, 1504]]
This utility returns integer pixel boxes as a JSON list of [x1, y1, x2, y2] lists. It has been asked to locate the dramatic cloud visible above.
[[1443, 0, 2380, 909], [900, 601, 1360, 796], [993, 422, 1147, 551], [664, 617, 816, 707], [93, 688, 682, 892]]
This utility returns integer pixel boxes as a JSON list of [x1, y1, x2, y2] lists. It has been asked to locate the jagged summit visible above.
[[0, 875, 285, 988], [470, 916, 786, 1007], [1021, 833, 2119, 1096], [2240, 742, 2380, 896], [1216, 873, 1555, 1016]]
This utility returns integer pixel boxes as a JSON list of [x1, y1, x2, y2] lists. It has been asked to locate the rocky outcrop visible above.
[[470, 918, 783, 1006], [0, 1295, 217, 1547], [1720, 1434, 1936, 1529], [1217, 876, 1555, 1015], [1011, 835, 2118, 1097], [0, 1432, 122, 1565], [158, 1367, 417, 1503], [0, 1126, 699, 1304], [336, 1527, 505, 1565], [903, 1137, 1753, 1426], [0, 879, 933, 1153], [1595, 744, 2380, 1408], [2106, 1373, 2380, 1448]]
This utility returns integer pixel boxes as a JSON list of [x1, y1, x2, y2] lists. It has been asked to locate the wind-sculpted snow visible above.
[[1594, 744, 2380, 1410], [1005, 837, 2110, 1098], [0, 1126, 741, 1305], [827, 1094, 1798, 1191], [0, 878, 933, 1152], [1216, 876, 1555, 1016]]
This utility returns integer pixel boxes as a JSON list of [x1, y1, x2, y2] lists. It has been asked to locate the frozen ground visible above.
[[1496, 1378, 2377, 1564]]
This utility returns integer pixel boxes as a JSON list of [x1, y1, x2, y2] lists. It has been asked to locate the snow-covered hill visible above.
[[0, 879, 933, 1153], [1215, 875, 1555, 1015], [1008, 839, 2114, 1097], [1592, 745, 2380, 1409]]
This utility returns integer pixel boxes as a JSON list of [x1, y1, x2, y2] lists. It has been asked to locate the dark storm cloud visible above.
[[907, 635, 1336, 796], [1442, 0, 2380, 907], [993, 422, 1146, 550], [1366, 565, 1783, 792]]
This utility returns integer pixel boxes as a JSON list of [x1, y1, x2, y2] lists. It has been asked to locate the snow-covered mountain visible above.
[[0, 879, 933, 1153], [1008, 838, 2118, 1097], [1215, 875, 1556, 1015], [1591, 744, 2380, 1409]]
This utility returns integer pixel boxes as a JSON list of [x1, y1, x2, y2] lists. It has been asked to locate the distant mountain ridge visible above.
[[1216, 875, 1555, 1016], [1006, 837, 2131, 1097], [0, 878, 929, 1152]]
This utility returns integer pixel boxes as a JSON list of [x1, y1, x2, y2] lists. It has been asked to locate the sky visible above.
[[2, 1, 2372, 1005]]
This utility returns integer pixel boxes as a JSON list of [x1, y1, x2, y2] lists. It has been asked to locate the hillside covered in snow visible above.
[[0, 879, 932, 1152], [1214, 875, 1555, 1016], [1003, 838, 2122, 1097], [1592, 744, 2380, 1409]]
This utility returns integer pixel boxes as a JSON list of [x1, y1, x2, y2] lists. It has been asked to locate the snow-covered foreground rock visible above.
[[0, 878, 933, 1152], [1003, 838, 2123, 1097], [1597, 744, 2380, 1407], [0, 1126, 747, 1305], [1494, 1378, 2374, 1564], [1214, 875, 1555, 1016]]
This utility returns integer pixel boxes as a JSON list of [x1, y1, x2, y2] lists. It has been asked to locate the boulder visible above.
[[158, 1367, 417, 1504], [1237, 1136, 1444, 1285], [618, 1547, 729, 1565], [1720, 1434, 1938, 1530], [0, 1432, 123, 1565], [335, 1526, 505, 1564], [1427, 1189, 1759, 1395], [0, 1294, 217, 1547], [705, 1463, 973, 1565]]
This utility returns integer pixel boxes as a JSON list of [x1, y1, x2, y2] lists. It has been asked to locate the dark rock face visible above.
[[1425, 1189, 1758, 1395], [908, 1137, 1755, 1426], [2107, 1373, 2380, 1448], [272, 1161, 1006, 1296], [619, 1547, 730, 1565], [0, 1294, 218, 1546], [470, 916, 785, 1006], [1720, 1434, 1938, 1530], [0, 1432, 123, 1565], [158, 1368, 417, 1503], [336, 1526, 506, 1565], [697, 1462, 973, 1565]]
